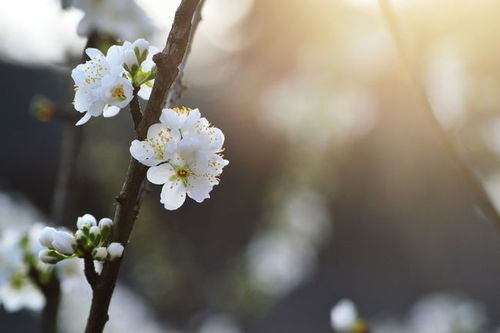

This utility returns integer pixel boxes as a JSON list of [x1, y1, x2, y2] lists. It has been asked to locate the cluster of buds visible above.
[[122, 38, 157, 90], [38, 214, 124, 264]]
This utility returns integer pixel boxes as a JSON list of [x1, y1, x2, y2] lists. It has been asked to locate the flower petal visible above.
[[147, 164, 174, 185], [186, 176, 213, 203], [85, 48, 103, 59], [75, 113, 91, 126], [160, 180, 186, 210], [103, 105, 121, 118], [130, 140, 156, 167]]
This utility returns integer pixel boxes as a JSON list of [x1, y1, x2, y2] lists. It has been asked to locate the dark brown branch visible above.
[[378, 0, 500, 231], [137, 0, 202, 140], [167, 0, 205, 106], [83, 1, 203, 332], [84, 256, 99, 291], [129, 88, 143, 130]]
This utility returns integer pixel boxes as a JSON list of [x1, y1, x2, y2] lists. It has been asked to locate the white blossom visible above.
[[331, 299, 359, 332], [0, 279, 44, 312], [71, 46, 133, 126], [107, 243, 124, 260], [131, 107, 228, 210], [130, 123, 179, 167], [71, 0, 156, 41], [72, 39, 159, 125], [0, 229, 24, 286]]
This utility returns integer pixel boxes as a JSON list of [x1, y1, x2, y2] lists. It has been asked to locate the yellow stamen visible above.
[[171, 107, 192, 114], [112, 86, 126, 101]]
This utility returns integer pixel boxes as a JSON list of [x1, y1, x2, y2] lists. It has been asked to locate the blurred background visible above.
[[2, 0, 500, 332]]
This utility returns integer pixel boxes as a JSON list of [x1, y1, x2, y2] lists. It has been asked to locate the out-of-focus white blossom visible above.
[[198, 314, 242, 333], [371, 293, 487, 333], [245, 188, 331, 297], [408, 294, 486, 333], [71, 0, 156, 41], [0, 194, 86, 314], [331, 299, 359, 332], [131, 107, 229, 210], [0, 279, 44, 312]]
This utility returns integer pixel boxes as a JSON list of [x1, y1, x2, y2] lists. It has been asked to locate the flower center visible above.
[[112, 85, 126, 101], [176, 169, 189, 178], [172, 107, 191, 114]]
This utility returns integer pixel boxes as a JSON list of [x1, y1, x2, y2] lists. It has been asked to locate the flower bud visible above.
[[89, 226, 100, 237], [93, 247, 108, 261], [76, 214, 97, 230], [39, 249, 61, 264], [98, 218, 113, 240], [107, 242, 124, 260], [39, 227, 57, 248], [98, 218, 113, 231], [133, 38, 149, 53], [52, 231, 75, 255], [123, 49, 138, 68], [75, 230, 85, 242]]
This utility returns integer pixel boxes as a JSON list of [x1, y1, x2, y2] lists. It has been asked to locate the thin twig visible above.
[[167, 0, 205, 106], [378, 0, 500, 231], [83, 1, 204, 332]]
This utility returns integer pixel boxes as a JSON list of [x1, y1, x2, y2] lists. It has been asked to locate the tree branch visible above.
[[378, 0, 500, 231], [129, 88, 143, 130], [83, 1, 203, 332], [83, 256, 99, 291], [167, 0, 205, 106]]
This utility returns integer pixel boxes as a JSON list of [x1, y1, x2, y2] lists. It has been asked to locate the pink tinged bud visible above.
[[52, 231, 75, 255], [39, 227, 57, 248], [93, 247, 108, 261], [107, 242, 124, 260]]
